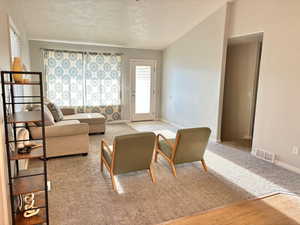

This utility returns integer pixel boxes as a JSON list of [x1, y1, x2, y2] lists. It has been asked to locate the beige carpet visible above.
[[32, 123, 300, 225]]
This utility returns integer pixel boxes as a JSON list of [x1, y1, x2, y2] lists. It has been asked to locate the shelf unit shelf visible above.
[[10, 147, 44, 160], [4, 82, 41, 86], [14, 192, 46, 214], [8, 111, 42, 124], [15, 167, 45, 180], [15, 209, 46, 225], [1, 71, 49, 225], [12, 175, 45, 196]]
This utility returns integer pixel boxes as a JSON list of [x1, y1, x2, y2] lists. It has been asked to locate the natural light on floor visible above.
[[152, 129, 176, 139], [114, 176, 125, 194], [206, 151, 290, 197]]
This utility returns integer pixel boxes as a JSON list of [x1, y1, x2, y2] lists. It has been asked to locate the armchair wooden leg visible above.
[[100, 158, 103, 172], [148, 165, 156, 183], [154, 150, 158, 162], [170, 162, 177, 177], [201, 159, 208, 172], [110, 173, 116, 191]]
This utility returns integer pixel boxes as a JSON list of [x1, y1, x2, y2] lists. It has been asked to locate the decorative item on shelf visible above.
[[12, 57, 30, 84], [16, 128, 42, 154], [23, 193, 40, 218], [17, 193, 40, 218], [17, 194, 23, 212], [12, 57, 24, 83]]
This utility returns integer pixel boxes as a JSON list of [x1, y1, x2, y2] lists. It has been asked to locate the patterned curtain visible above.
[[83, 53, 121, 120], [44, 50, 84, 107], [43, 50, 122, 121]]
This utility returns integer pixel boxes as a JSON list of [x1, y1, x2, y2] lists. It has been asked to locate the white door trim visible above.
[[129, 59, 157, 121]]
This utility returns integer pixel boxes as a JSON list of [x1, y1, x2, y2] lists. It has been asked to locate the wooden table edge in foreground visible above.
[[159, 193, 300, 225]]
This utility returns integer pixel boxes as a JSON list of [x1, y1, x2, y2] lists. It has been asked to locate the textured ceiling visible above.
[[22, 0, 229, 49]]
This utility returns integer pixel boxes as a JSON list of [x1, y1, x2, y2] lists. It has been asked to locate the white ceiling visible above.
[[22, 0, 229, 50]]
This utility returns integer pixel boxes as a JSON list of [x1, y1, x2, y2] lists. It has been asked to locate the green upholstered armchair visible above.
[[100, 132, 156, 191], [155, 127, 211, 176]]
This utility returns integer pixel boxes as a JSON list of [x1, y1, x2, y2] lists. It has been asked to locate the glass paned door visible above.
[[130, 60, 156, 121]]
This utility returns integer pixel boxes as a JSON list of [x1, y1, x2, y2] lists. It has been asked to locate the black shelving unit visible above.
[[1, 71, 49, 225]]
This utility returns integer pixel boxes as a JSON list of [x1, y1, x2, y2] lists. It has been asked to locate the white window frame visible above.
[[9, 17, 21, 63], [129, 59, 157, 121]]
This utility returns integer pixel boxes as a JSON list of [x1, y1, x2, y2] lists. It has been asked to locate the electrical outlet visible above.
[[47, 181, 51, 191], [292, 146, 299, 155]]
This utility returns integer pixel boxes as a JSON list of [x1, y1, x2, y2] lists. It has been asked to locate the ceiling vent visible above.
[[253, 148, 275, 163]]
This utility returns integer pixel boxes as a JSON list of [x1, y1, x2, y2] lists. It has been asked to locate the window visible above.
[[44, 50, 84, 107], [43, 49, 122, 120], [85, 54, 121, 107], [9, 28, 21, 61], [9, 27, 24, 112], [135, 65, 151, 114]]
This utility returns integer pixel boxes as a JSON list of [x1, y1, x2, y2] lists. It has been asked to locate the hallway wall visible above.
[[161, 4, 229, 140], [229, 0, 300, 171]]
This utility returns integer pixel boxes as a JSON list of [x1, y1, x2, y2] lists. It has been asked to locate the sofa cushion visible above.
[[30, 122, 89, 139], [30, 105, 55, 126], [47, 102, 64, 122], [54, 120, 80, 126], [60, 107, 76, 115], [63, 113, 105, 124]]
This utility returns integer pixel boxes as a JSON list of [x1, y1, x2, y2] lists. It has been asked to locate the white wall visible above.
[[161, 0, 300, 171], [0, 0, 31, 224], [229, 0, 300, 170], [29, 40, 163, 121], [0, 10, 12, 225], [0, 0, 31, 68], [161, 4, 229, 140]]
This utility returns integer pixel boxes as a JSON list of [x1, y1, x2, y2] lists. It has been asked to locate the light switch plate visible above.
[[292, 146, 299, 155], [47, 181, 51, 191]]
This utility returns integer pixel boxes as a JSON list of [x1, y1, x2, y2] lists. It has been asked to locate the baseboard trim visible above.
[[159, 118, 219, 142], [274, 160, 300, 175], [159, 118, 184, 128], [160, 118, 219, 142], [243, 135, 252, 139], [107, 120, 130, 124]]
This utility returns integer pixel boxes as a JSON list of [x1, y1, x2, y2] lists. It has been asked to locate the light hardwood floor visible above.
[[161, 193, 300, 225]]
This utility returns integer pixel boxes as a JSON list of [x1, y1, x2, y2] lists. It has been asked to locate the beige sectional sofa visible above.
[[61, 108, 106, 134], [30, 120, 89, 158], [29, 107, 106, 158]]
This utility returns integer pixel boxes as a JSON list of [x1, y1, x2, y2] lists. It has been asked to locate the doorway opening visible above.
[[130, 59, 157, 121], [221, 33, 263, 151]]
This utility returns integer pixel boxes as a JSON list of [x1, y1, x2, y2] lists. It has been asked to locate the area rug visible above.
[[31, 123, 300, 225]]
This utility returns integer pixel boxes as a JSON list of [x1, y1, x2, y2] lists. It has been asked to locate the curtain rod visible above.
[[41, 48, 123, 56]]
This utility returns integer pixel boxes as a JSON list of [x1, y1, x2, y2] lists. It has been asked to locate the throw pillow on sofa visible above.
[[47, 102, 64, 122], [31, 105, 55, 126]]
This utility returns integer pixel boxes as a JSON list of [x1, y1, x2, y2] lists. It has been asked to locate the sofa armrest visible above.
[[61, 107, 76, 115], [30, 123, 89, 139]]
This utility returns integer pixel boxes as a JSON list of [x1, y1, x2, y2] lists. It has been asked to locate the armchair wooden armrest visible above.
[[157, 133, 175, 149], [101, 139, 113, 172], [155, 133, 177, 174], [101, 139, 112, 155], [100, 139, 117, 190]]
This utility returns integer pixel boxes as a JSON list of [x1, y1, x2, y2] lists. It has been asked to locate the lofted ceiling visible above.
[[22, 0, 229, 50]]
